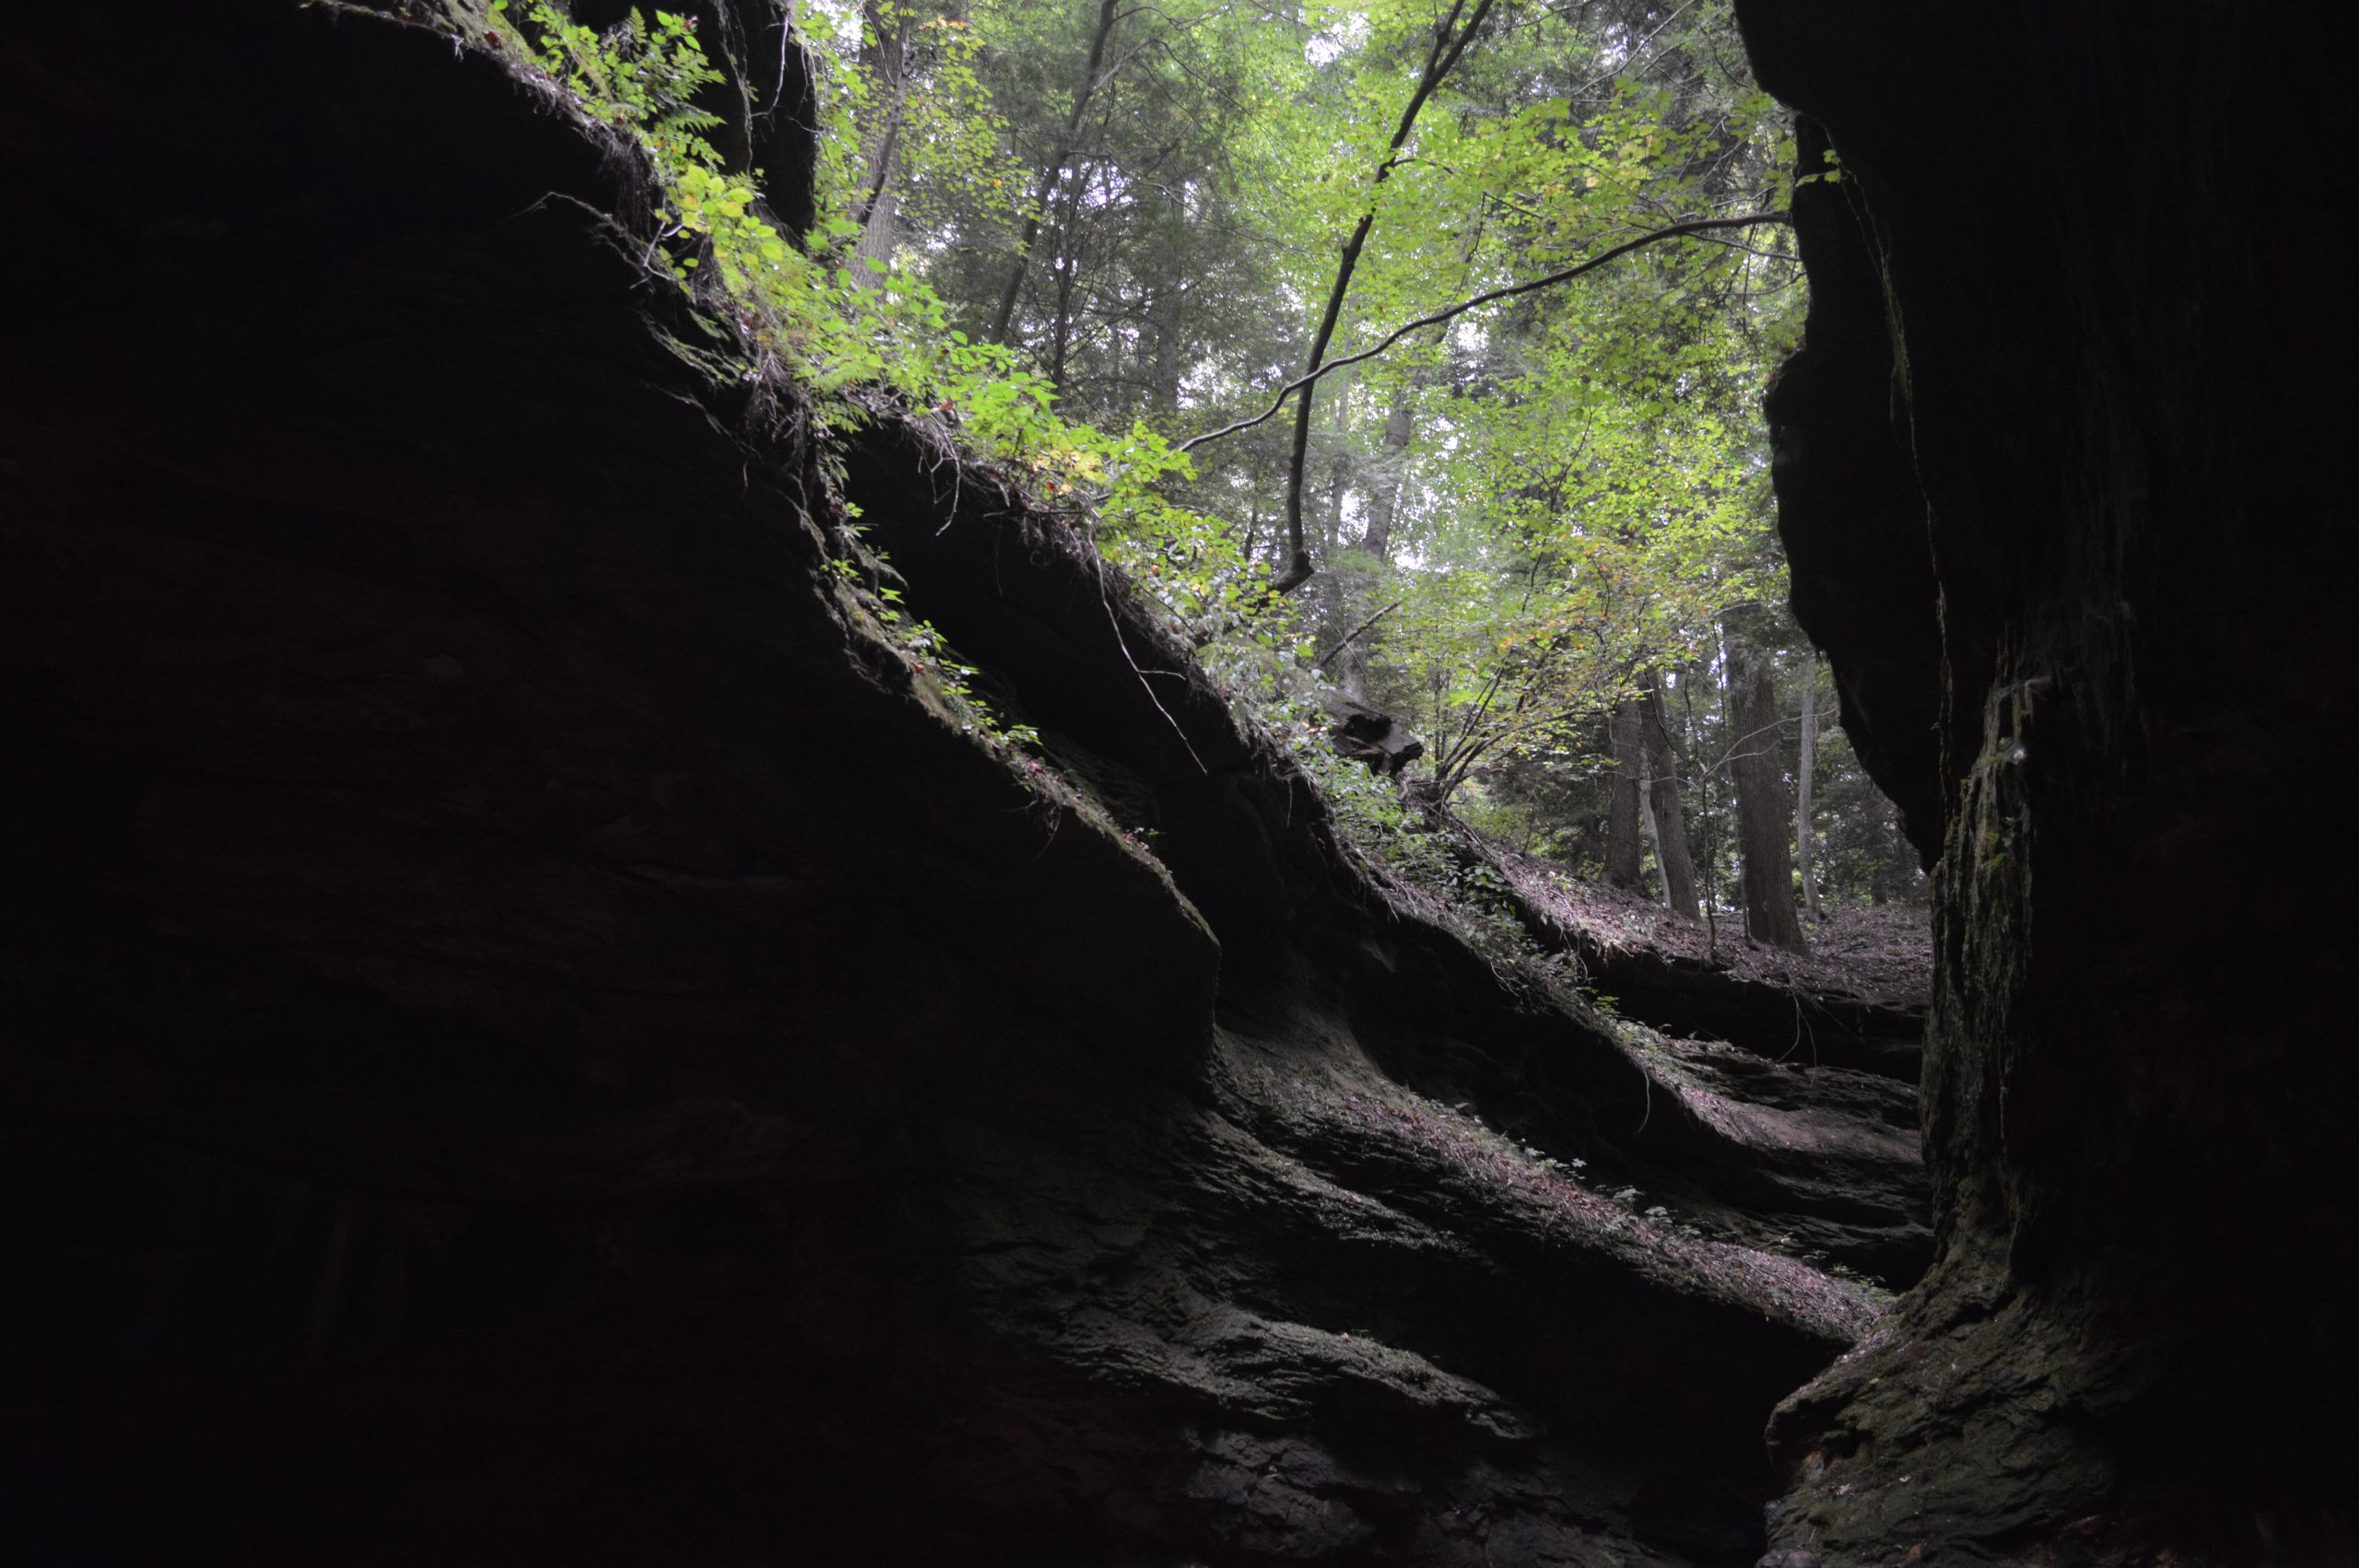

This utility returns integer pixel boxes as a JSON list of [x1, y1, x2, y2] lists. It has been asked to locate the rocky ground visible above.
[[1463, 834, 1927, 1081], [1518, 873, 1931, 1020]]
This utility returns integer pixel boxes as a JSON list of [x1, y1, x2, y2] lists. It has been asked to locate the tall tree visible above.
[[983, 0, 1124, 345], [1273, 0, 1496, 592], [849, 1, 913, 283], [1603, 701, 1646, 890], [1796, 661, 1820, 919], [1360, 394, 1414, 561], [1729, 649, 1806, 952], [1640, 680, 1702, 919]]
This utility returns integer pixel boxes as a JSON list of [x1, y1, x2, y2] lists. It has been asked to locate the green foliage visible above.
[[464, 0, 1259, 761], [446, 0, 1908, 911], [494, 1, 723, 161], [487, 1, 1207, 520], [816, 3, 1022, 236]]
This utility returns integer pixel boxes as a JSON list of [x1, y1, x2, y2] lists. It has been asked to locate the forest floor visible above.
[[1487, 842, 1934, 1014]]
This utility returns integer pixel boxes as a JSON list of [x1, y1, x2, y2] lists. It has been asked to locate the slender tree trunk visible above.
[[1361, 394, 1412, 558], [1310, 447, 1350, 690], [850, 2, 910, 286], [1045, 176, 1086, 393], [1146, 281, 1185, 414], [1334, 394, 1412, 699], [1797, 667, 1820, 919], [1637, 743, 1672, 906], [1603, 702, 1646, 891], [1320, 365, 1351, 559], [985, 0, 1123, 346], [852, 181, 900, 285], [1640, 680, 1700, 919], [1682, 670, 1719, 954], [1273, 0, 1493, 593], [1730, 653, 1808, 953], [1047, 261, 1076, 391]]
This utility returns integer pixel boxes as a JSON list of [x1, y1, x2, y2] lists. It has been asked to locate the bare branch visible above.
[[1314, 599, 1403, 669]]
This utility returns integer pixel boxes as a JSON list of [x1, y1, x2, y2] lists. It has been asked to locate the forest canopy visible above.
[[482, 0, 1926, 943]]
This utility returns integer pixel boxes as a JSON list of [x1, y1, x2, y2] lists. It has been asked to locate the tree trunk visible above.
[[1679, 670, 1720, 953], [1641, 681, 1701, 919], [1603, 702, 1646, 891], [1146, 281, 1185, 414], [1334, 395, 1411, 700], [1046, 254, 1075, 391], [1361, 394, 1412, 559], [1637, 745, 1672, 907], [985, 0, 1123, 346], [1731, 655, 1808, 953], [1796, 669, 1820, 919], [1045, 177, 1086, 393], [849, 2, 910, 286], [1273, 0, 1493, 593]]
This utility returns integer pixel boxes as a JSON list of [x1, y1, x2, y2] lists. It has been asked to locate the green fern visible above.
[[495, 1, 724, 166]]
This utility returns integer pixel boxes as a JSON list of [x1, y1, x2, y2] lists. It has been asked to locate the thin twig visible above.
[[1091, 555, 1208, 774], [1314, 599, 1403, 669]]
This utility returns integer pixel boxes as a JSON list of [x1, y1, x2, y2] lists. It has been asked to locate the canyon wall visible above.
[[1741, 2, 2359, 1559], [0, 5, 1912, 1562]]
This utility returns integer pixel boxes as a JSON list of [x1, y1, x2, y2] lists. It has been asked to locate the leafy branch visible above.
[[1178, 211, 1789, 462], [1268, 0, 1496, 593]]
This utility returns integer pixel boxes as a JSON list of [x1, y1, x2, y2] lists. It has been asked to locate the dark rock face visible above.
[[1736, 2, 2359, 1560], [1327, 698, 1426, 778], [0, 5, 1912, 1564]]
